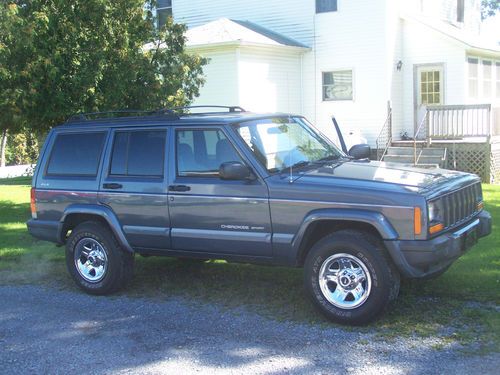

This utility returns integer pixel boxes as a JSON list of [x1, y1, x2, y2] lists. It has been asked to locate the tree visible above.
[[481, 0, 500, 19], [0, 0, 207, 165]]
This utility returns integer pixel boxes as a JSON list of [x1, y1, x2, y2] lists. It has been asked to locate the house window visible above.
[[316, 0, 337, 13], [457, 0, 464, 22], [157, 0, 172, 29], [496, 62, 500, 99], [322, 70, 353, 101], [420, 70, 441, 105], [468, 57, 479, 99], [482, 60, 492, 98]]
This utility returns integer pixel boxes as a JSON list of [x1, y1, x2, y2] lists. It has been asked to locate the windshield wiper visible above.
[[314, 155, 342, 163], [280, 160, 311, 174]]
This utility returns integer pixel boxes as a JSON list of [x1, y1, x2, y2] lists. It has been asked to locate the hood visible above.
[[301, 160, 466, 190]]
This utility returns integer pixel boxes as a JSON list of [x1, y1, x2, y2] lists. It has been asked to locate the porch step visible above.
[[382, 146, 447, 167]]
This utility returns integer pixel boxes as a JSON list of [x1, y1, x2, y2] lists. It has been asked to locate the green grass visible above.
[[0, 177, 499, 352]]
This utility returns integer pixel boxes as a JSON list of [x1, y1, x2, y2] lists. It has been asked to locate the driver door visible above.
[[167, 126, 272, 257]]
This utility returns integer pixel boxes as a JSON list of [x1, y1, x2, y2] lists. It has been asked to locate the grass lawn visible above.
[[0, 176, 498, 352]]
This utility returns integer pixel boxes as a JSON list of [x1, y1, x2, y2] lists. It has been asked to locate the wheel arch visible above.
[[294, 209, 398, 266], [59, 204, 133, 253]]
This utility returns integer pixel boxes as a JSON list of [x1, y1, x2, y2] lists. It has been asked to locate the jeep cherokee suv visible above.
[[27, 107, 491, 325]]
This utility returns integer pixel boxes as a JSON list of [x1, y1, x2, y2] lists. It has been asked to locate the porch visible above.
[[376, 104, 500, 183]]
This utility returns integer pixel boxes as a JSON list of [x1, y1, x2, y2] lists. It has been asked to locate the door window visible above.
[[420, 70, 441, 105], [176, 129, 242, 177], [110, 130, 166, 177]]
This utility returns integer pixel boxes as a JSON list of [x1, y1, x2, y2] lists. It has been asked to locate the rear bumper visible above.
[[384, 210, 491, 278], [26, 219, 62, 245]]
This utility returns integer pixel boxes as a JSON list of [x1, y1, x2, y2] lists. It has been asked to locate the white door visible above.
[[415, 65, 444, 136]]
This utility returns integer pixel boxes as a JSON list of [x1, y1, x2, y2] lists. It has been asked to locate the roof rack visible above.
[[66, 109, 163, 123], [158, 105, 246, 115]]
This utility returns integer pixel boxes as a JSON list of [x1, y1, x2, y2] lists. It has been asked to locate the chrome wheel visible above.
[[74, 238, 108, 283], [319, 253, 372, 309]]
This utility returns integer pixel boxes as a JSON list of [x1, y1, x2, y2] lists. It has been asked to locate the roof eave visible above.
[[186, 40, 310, 53]]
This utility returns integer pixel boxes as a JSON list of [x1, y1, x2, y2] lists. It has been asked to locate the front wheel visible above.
[[304, 230, 400, 325]]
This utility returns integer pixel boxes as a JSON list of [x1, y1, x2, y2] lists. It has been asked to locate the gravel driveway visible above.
[[0, 285, 498, 374]]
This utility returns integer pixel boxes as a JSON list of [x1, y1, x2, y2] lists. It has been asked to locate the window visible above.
[[176, 129, 242, 177], [157, 0, 172, 29], [110, 130, 166, 177], [46, 132, 106, 176], [316, 0, 337, 13], [468, 57, 479, 98], [420, 70, 441, 105], [482, 60, 492, 98], [496, 62, 500, 99], [322, 70, 353, 101], [457, 0, 464, 22]]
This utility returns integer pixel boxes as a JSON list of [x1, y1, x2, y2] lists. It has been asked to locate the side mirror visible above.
[[219, 161, 253, 180], [348, 144, 371, 160]]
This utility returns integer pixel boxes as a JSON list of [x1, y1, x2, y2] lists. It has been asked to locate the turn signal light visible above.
[[30, 188, 37, 219], [414, 207, 422, 235], [477, 201, 484, 211], [429, 223, 444, 235]]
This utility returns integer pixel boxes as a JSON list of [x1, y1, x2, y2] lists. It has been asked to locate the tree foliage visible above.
[[0, 0, 207, 134], [481, 0, 500, 19]]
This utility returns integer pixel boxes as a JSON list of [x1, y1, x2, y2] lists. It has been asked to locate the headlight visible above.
[[428, 200, 443, 223]]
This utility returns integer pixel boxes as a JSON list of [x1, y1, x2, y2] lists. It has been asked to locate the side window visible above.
[[176, 129, 242, 177], [46, 132, 106, 176], [316, 0, 337, 13], [110, 130, 166, 177]]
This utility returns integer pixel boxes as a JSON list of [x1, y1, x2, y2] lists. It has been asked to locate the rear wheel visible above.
[[66, 222, 134, 295], [304, 230, 400, 325]]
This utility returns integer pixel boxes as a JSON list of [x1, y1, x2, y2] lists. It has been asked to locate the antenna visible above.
[[287, 73, 293, 184]]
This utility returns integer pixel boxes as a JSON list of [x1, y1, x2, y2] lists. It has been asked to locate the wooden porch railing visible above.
[[426, 104, 493, 140]]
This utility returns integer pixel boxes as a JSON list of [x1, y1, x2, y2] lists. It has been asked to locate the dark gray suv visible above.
[[27, 107, 491, 325]]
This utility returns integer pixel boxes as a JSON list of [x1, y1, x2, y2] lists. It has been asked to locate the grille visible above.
[[441, 183, 482, 229]]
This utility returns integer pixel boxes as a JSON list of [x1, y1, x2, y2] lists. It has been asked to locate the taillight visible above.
[[30, 187, 37, 219]]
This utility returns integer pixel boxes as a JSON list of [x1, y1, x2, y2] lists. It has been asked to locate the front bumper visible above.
[[384, 210, 492, 278]]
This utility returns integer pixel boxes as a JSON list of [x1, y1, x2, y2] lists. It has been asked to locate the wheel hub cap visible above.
[[318, 253, 372, 309], [74, 238, 108, 283]]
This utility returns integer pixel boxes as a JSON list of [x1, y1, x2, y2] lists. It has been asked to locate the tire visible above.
[[304, 230, 400, 325], [65, 221, 134, 295]]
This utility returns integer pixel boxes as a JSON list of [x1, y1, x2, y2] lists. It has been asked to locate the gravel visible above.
[[0, 285, 498, 374]]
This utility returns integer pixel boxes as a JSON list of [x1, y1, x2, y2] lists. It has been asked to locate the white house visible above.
[[163, 0, 500, 149]]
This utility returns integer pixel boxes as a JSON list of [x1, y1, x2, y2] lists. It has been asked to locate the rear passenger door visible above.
[[99, 128, 170, 250], [167, 126, 272, 257]]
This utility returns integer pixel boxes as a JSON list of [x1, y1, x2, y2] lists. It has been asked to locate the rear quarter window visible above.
[[46, 132, 106, 176]]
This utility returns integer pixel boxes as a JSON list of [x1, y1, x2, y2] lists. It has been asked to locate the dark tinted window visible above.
[[176, 129, 242, 177], [110, 130, 166, 177], [46, 132, 106, 176], [316, 0, 337, 13]]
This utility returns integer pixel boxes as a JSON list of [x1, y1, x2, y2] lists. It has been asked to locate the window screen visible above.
[[316, 0, 337, 13], [110, 130, 166, 177], [176, 129, 242, 177], [46, 132, 106, 176]]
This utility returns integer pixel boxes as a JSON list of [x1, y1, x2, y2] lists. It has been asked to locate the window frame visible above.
[[322, 69, 354, 101], [174, 127, 246, 179], [316, 0, 338, 14], [44, 131, 107, 178], [108, 129, 167, 179]]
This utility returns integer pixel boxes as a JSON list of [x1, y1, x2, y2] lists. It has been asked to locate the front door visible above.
[[167, 126, 272, 257], [415, 64, 444, 136]]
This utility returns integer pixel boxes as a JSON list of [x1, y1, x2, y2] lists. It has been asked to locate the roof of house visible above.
[[185, 18, 309, 49], [402, 13, 500, 54]]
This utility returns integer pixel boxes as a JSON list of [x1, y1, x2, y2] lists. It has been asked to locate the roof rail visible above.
[[66, 109, 173, 123], [158, 105, 246, 115]]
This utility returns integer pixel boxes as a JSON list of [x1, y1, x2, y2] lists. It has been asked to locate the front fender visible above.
[[59, 204, 133, 253]]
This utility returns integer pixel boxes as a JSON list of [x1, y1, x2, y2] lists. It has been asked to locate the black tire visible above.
[[304, 230, 400, 325], [66, 221, 134, 295]]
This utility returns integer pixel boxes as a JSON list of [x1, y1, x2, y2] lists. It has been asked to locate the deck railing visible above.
[[427, 104, 493, 139], [375, 104, 392, 160]]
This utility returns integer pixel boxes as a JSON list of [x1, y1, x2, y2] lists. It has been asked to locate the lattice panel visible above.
[[444, 144, 489, 182], [491, 143, 500, 184]]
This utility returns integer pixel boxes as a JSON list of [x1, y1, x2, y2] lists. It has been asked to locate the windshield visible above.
[[233, 117, 345, 173]]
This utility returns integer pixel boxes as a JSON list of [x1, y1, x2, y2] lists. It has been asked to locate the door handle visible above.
[[103, 183, 123, 190], [168, 185, 191, 192]]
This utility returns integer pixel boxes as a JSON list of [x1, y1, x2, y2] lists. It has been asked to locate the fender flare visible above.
[[292, 208, 398, 260], [59, 204, 133, 253]]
